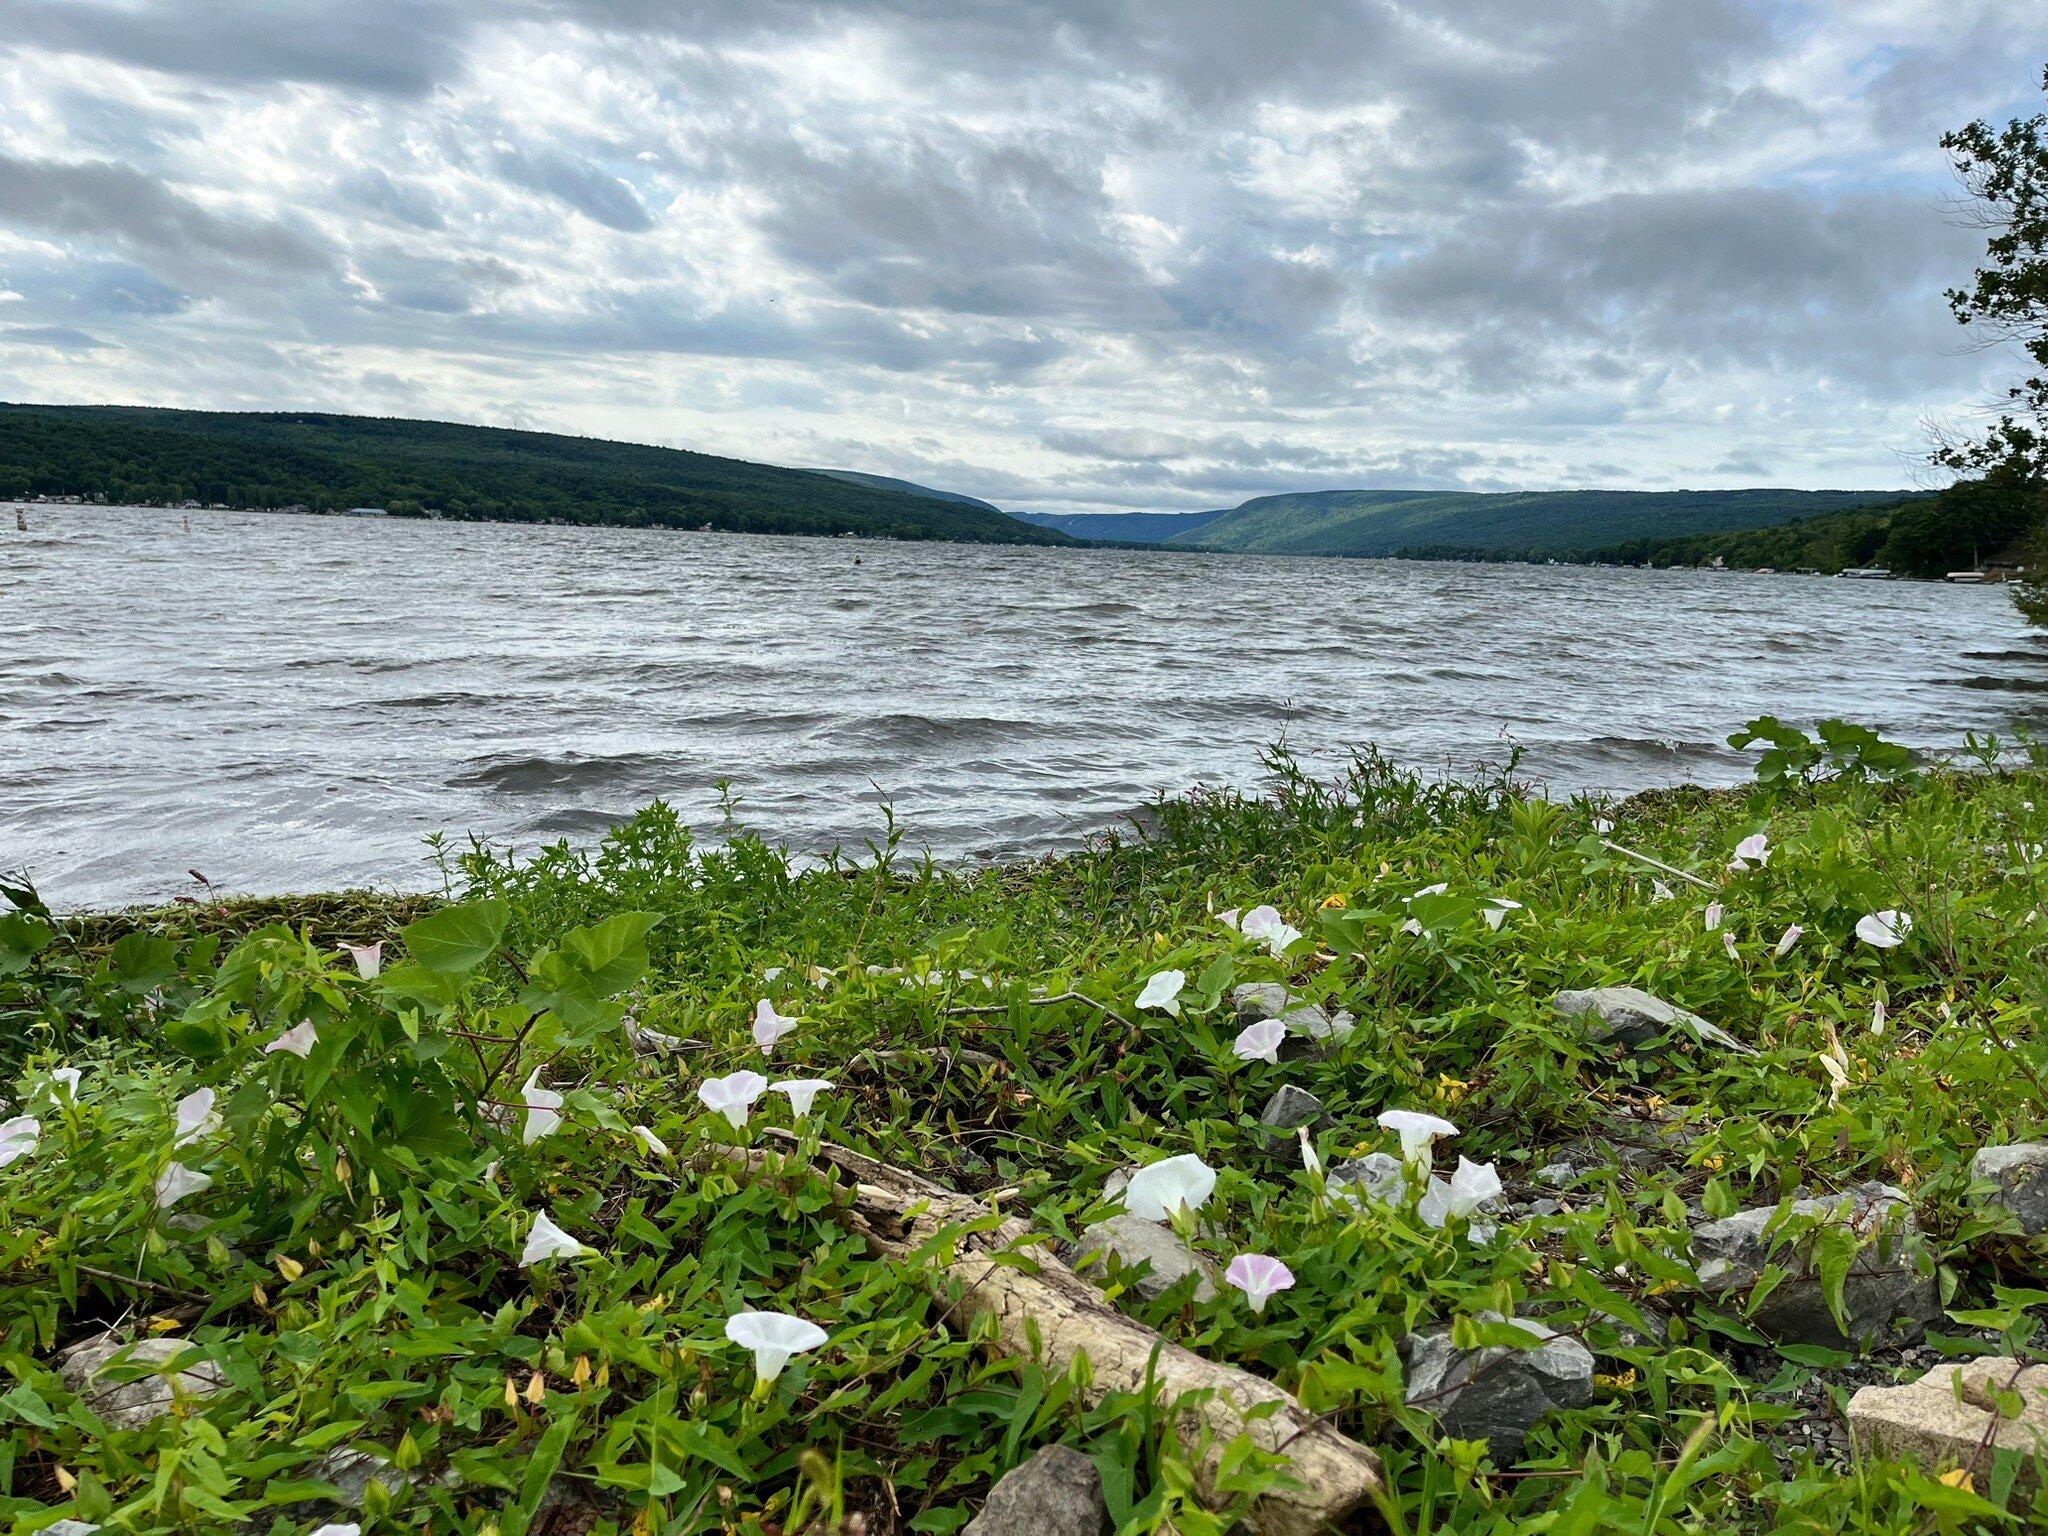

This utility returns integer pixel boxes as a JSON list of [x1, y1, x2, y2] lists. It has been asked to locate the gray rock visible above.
[[57, 1332, 225, 1430], [308, 1447, 423, 1508], [965, 1444, 1108, 1536], [1328, 1151, 1410, 1204], [1230, 982, 1293, 1021], [1260, 1084, 1325, 1131], [1069, 1213, 1219, 1303], [1690, 1182, 1937, 1347], [1527, 1198, 1562, 1218], [1401, 1312, 1595, 1456], [1972, 1143, 2048, 1234], [1280, 1003, 1354, 1042], [1534, 1162, 1577, 1187], [1554, 986, 1753, 1055], [41, 1524, 100, 1536]]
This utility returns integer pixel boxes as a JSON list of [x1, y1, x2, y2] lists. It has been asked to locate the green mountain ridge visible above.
[[0, 404, 1072, 546], [1013, 507, 1231, 542], [1166, 487, 1927, 557]]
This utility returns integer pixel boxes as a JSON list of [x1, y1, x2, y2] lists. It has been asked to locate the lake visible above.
[[5, 503, 2043, 909]]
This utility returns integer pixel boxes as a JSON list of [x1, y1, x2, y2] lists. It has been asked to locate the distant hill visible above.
[[0, 404, 1071, 545], [1014, 508, 1232, 543], [808, 469, 1007, 516], [1167, 487, 1926, 558]]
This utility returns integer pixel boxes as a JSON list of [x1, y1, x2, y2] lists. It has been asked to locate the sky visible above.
[[0, 2, 2044, 517]]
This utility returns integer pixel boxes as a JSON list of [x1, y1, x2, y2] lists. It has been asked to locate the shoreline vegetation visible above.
[[12, 729, 2048, 1532]]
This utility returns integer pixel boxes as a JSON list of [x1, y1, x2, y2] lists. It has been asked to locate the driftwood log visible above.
[[753, 1135, 1383, 1536]]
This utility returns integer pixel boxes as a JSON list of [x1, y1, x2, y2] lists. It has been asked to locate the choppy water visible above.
[[4, 503, 2044, 909]]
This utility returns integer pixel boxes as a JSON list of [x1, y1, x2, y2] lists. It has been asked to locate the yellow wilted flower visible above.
[[276, 1255, 304, 1282], [1593, 1369, 1638, 1390], [1938, 1468, 1975, 1493], [523, 1371, 546, 1404], [503, 1375, 518, 1408], [1320, 893, 1349, 910], [572, 1355, 592, 1387], [54, 1466, 76, 1494], [147, 1315, 183, 1333], [1647, 1278, 1684, 1297], [1434, 1075, 1471, 1105]]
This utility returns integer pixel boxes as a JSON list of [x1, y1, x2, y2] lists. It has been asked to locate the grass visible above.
[[7, 737, 2048, 1534]]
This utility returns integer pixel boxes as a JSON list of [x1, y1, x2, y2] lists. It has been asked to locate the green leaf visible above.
[[107, 932, 177, 993], [400, 899, 510, 975], [558, 911, 662, 995]]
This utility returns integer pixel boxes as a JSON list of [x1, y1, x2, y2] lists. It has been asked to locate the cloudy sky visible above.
[[0, 1, 2044, 515]]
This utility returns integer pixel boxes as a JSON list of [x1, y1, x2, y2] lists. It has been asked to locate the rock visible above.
[[1068, 1213, 1219, 1303], [1689, 1182, 1937, 1347], [1328, 1152, 1409, 1204], [965, 1444, 1109, 1536], [57, 1332, 225, 1430], [1534, 1162, 1577, 1187], [1971, 1143, 2048, 1234], [1259, 1084, 1325, 1132], [1527, 1198, 1562, 1217], [1554, 986, 1752, 1055], [306, 1447, 426, 1509], [1231, 982, 1293, 1021], [1848, 1356, 2048, 1494], [1280, 1003, 1353, 1041], [1400, 1313, 1595, 1456], [43, 1524, 100, 1536]]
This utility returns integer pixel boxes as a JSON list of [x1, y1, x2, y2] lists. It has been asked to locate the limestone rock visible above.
[[57, 1332, 224, 1430], [1401, 1313, 1595, 1456], [1554, 986, 1752, 1055], [1971, 1143, 2048, 1235], [1231, 982, 1293, 1021], [1259, 1084, 1325, 1132], [1848, 1357, 2048, 1495], [1069, 1214, 1218, 1303], [965, 1444, 1109, 1536], [1689, 1182, 1937, 1347], [1328, 1151, 1409, 1204]]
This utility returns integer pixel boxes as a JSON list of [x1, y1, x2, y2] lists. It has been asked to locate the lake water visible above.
[[5, 503, 2044, 909]]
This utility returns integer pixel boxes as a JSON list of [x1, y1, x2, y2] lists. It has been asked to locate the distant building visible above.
[[342, 506, 389, 517]]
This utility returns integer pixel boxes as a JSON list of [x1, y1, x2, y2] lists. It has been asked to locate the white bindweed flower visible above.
[[1136, 969, 1185, 1016], [49, 1066, 81, 1102], [1378, 1108, 1457, 1165], [1775, 924, 1803, 957], [1703, 902, 1724, 933], [1482, 898, 1522, 931], [1594, 816, 1615, 835], [1408, 883, 1449, 901], [1856, 910, 1912, 949], [1226, 905, 1303, 958], [699, 1070, 769, 1128], [725, 1309, 827, 1384], [1223, 1253, 1295, 1313], [1297, 1125, 1322, 1177], [1419, 1156, 1503, 1228], [771, 1078, 833, 1117], [155, 1161, 211, 1209], [762, 966, 785, 981], [265, 1020, 318, 1059], [630, 1125, 672, 1158], [1872, 997, 1887, 1035], [1730, 833, 1771, 870], [752, 999, 799, 1054], [1651, 879, 1675, 903], [1124, 1153, 1217, 1221], [1400, 918, 1424, 937], [522, 1069, 562, 1144], [308, 1525, 361, 1536], [342, 942, 382, 980], [1232, 1018, 1286, 1064], [0, 1116, 40, 1168], [174, 1088, 217, 1147], [519, 1209, 590, 1267], [1722, 931, 1739, 960]]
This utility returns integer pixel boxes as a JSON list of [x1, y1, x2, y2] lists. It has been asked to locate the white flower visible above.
[[1594, 817, 1615, 835], [699, 1070, 769, 1128], [1856, 910, 1912, 949], [771, 1078, 833, 1117], [522, 1069, 563, 1144], [1703, 902, 1724, 933], [1419, 1156, 1503, 1228], [48, 1066, 81, 1102], [174, 1088, 218, 1147], [342, 942, 382, 980], [1226, 905, 1303, 959], [1400, 918, 1424, 937], [1651, 879, 1675, 902], [1871, 997, 1887, 1035], [154, 1161, 211, 1209], [763, 966, 785, 981], [752, 999, 799, 1055], [1297, 1125, 1322, 1176], [1377, 1108, 1457, 1165], [264, 1020, 318, 1059], [1136, 969, 1185, 1016], [1407, 883, 1449, 901], [1729, 832, 1771, 870], [0, 1116, 40, 1168], [1124, 1153, 1217, 1221], [1774, 924, 1803, 957], [1232, 1018, 1285, 1064], [630, 1125, 672, 1158], [1482, 897, 1522, 931], [1223, 1253, 1295, 1313], [1722, 930, 1739, 960], [519, 1209, 590, 1266], [309, 1525, 361, 1536], [725, 1309, 828, 1384]]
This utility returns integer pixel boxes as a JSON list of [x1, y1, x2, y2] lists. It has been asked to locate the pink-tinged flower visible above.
[[1419, 1156, 1503, 1228], [1704, 902, 1724, 933], [1232, 1018, 1285, 1064], [174, 1088, 217, 1147], [1223, 1253, 1295, 1313], [1722, 931, 1739, 960], [1222, 905, 1303, 958], [1871, 997, 1887, 1035], [522, 1069, 562, 1144], [1856, 910, 1911, 949], [1774, 924, 1803, 957], [770, 1078, 833, 1117], [699, 1070, 769, 1128], [752, 999, 799, 1054], [264, 1020, 318, 1059], [630, 1125, 672, 1158], [49, 1067, 81, 1102], [1729, 833, 1771, 870], [342, 942, 382, 980]]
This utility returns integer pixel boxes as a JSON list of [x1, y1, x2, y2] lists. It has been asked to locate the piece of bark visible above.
[[754, 1134, 1382, 1536]]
